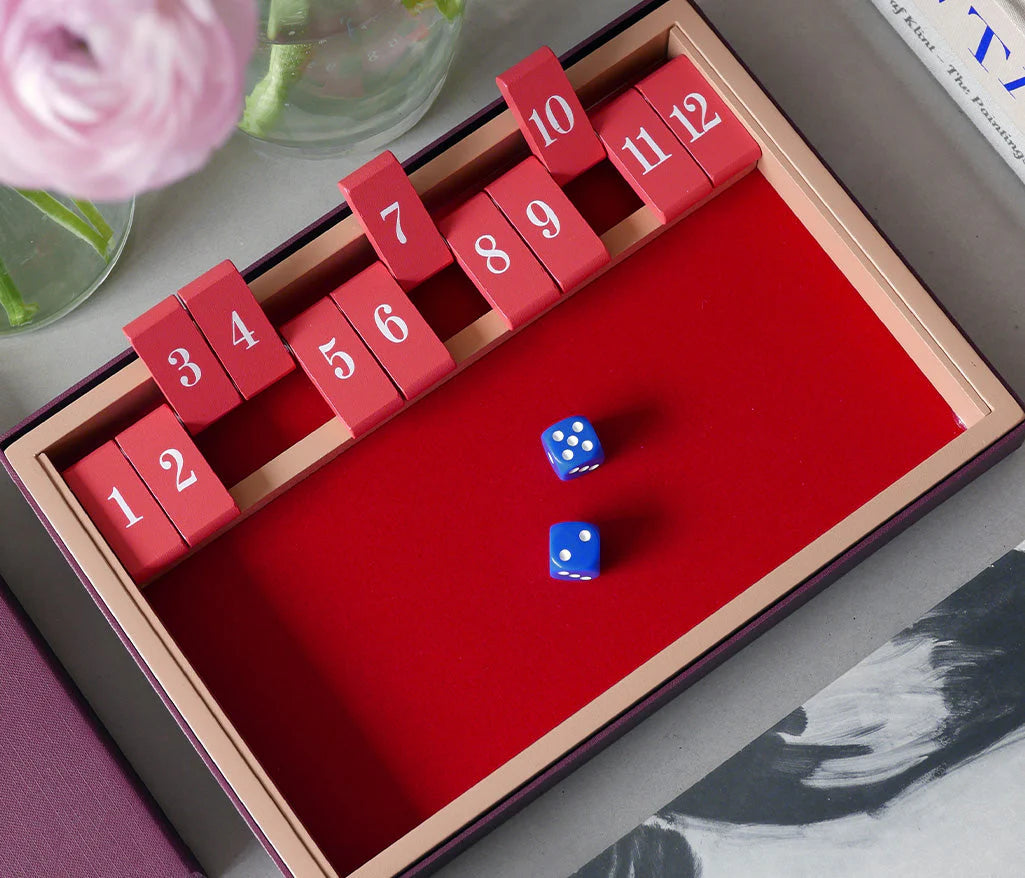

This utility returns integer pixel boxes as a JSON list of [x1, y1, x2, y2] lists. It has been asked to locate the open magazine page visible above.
[[573, 545, 1025, 876]]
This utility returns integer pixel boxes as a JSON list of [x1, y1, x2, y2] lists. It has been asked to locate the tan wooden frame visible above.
[[5, 3, 1022, 876]]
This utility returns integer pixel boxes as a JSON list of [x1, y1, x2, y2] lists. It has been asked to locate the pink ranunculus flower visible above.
[[0, 0, 257, 200]]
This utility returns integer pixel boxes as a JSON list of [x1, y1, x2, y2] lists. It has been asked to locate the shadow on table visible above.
[[0, 370, 27, 436]]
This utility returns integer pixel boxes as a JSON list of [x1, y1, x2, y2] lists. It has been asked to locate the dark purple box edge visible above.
[[3, 0, 1024, 875]]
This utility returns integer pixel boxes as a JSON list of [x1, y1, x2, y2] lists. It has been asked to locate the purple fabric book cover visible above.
[[0, 574, 203, 878]]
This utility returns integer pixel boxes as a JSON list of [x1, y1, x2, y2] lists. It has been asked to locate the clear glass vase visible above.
[[240, 0, 466, 154], [0, 189, 133, 336]]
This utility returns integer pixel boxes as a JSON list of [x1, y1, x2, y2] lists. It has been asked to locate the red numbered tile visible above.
[[63, 442, 186, 583], [124, 297, 241, 434], [486, 156, 610, 292], [338, 151, 452, 290], [496, 47, 606, 185], [590, 88, 712, 224], [116, 405, 239, 546], [281, 298, 403, 437], [637, 56, 761, 187], [438, 193, 560, 330], [178, 260, 294, 399], [330, 262, 455, 400]]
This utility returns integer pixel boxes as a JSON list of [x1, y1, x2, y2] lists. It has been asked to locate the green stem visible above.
[[239, 0, 312, 139], [239, 42, 313, 138], [267, 0, 310, 39], [15, 190, 110, 261], [73, 198, 114, 245], [0, 256, 38, 327]]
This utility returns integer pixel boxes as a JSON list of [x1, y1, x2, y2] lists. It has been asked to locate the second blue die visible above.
[[542, 415, 604, 480], [550, 522, 600, 580]]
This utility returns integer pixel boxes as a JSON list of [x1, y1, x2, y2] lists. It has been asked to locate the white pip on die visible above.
[[549, 522, 600, 580], [541, 415, 604, 479]]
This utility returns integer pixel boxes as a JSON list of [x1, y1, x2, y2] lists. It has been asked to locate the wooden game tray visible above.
[[4, 2, 1024, 876]]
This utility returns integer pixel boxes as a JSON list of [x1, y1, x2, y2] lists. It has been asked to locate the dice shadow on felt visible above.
[[595, 502, 669, 572], [595, 403, 665, 462]]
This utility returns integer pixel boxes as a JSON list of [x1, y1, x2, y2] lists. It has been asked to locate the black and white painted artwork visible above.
[[573, 545, 1025, 877]]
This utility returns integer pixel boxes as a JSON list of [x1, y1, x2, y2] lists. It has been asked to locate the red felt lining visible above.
[[145, 172, 963, 875], [564, 159, 643, 234], [195, 368, 332, 488]]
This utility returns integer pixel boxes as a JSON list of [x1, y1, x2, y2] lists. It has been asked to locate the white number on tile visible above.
[[107, 487, 143, 528], [231, 310, 258, 350], [379, 201, 407, 244], [159, 448, 198, 492], [525, 200, 561, 239], [318, 338, 356, 380], [374, 304, 409, 344], [620, 127, 673, 175], [670, 92, 721, 142], [474, 235, 511, 275], [168, 348, 201, 387], [528, 95, 575, 147]]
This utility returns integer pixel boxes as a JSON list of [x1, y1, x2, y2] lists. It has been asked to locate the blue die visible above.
[[550, 522, 600, 580], [541, 416, 604, 480]]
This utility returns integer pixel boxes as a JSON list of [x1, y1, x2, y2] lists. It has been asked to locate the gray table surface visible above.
[[3, 1, 1025, 876]]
